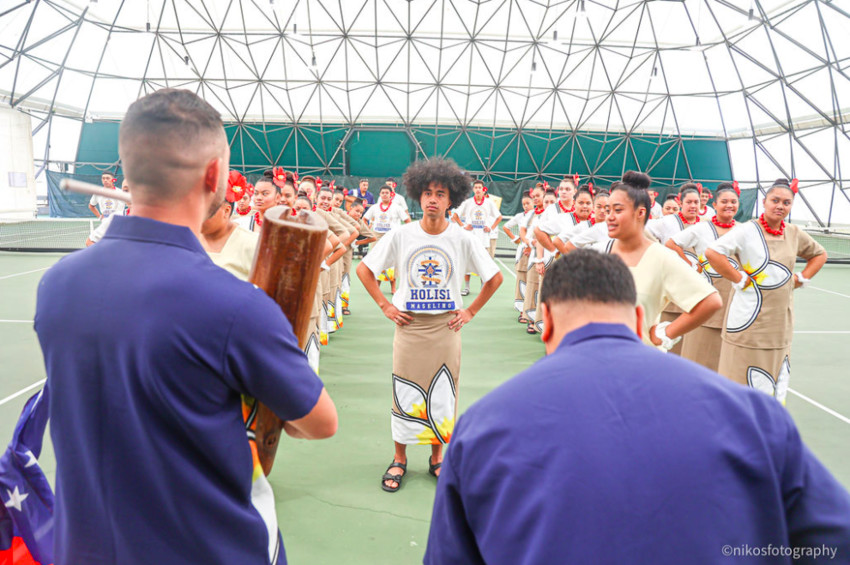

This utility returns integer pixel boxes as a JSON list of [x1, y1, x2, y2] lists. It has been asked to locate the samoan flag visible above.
[[0, 388, 54, 565]]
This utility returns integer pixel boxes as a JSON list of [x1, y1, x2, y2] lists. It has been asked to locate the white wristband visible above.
[[320, 261, 330, 271], [511, 236, 520, 244], [654, 322, 682, 352], [795, 272, 810, 288], [731, 271, 750, 291]]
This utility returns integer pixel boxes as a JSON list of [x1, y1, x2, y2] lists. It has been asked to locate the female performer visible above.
[[518, 185, 547, 334], [502, 194, 533, 317], [666, 182, 741, 370], [601, 172, 721, 350], [662, 194, 680, 216], [646, 184, 702, 355], [356, 158, 503, 493], [705, 178, 827, 404]]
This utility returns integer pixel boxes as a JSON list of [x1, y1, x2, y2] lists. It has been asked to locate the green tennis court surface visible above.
[[1, 253, 848, 563]]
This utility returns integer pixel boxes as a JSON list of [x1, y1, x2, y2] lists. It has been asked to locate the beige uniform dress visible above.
[[708, 221, 825, 404], [316, 208, 350, 336], [332, 207, 362, 319], [206, 226, 259, 282], [521, 209, 551, 327], [504, 211, 531, 314], [599, 241, 718, 348], [671, 220, 737, 371]]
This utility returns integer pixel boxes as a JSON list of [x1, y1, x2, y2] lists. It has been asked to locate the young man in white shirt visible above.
[[357, 158, 503, 493], [452, 180, 502, 295], [88, 172, 126, 219]]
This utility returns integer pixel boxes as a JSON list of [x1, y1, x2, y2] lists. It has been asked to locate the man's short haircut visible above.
[[119, 89, 223, 199], [379, 185, 393, 194], [403, 158, 471, 210], [352, 198, 365, 208], [540, 249, 636, 307], [359, 178, 369, 183], [101, 172, 114, 178]]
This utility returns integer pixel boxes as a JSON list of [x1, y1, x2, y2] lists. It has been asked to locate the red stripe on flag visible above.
[[0, 537, 46, 565]]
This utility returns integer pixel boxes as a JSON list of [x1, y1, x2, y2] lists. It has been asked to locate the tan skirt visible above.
[[514, 255, 529, 313], [717, 340, 791, 405], [391, 312, 461, 445], [318, 269, 330, 345], [341, 249, 353, 310], [659, 311, 683, 356], [488, 239, 497, 258], [681, 325, 722, 372]]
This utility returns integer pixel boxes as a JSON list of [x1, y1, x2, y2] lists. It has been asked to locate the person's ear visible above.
[[204, 157, 223, 196], [634, 304, 645, 340], [540, 302, 554, 346]]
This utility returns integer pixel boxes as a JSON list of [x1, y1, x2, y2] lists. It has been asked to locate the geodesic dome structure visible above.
[[1, 0, 849, 224]]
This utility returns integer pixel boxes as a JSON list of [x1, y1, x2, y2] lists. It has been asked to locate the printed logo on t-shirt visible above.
[[102, 199, 115, 216], [405, 245, 455, 311], [470, 209, 487, 229], [376, 213, 391, 232]]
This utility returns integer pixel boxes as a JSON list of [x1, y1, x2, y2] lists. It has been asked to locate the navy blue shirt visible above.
[[354, 188, 375, 208], [426, 323, 850, 564], [35, 216, 324, 564]]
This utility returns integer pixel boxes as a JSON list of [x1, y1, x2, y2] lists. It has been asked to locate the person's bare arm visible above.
[[282, 388, 338, 439], [796, 253, 827, 288], [89, 204, 102, 219], [485, 215, 502, 233], [448, 272, 504, 331], [535, 227, 556, 252], [356, 262, 412, 325], [650, 293, 722, 344], [451, 212, 464, 226], [552, 237, 569, 255], [665, 239, 692, 265], [705, 248, 744, 284]]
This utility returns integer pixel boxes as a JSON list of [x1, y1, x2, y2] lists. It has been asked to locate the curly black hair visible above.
[[402, 157, 471, 210]]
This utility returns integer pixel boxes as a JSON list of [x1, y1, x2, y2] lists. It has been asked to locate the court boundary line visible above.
[[0, 319, 33, 324], [0, 379, 45, 407], [496, 257, 516, 278], [0, 267, 49, 280], [810, 286, 850, 300], [788, 388, 850, 426]]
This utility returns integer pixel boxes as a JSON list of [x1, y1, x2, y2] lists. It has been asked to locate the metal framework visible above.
[[0, 0, 848, 224]]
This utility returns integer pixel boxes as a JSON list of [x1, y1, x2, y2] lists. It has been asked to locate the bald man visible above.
[[35, 89, 337, 565]]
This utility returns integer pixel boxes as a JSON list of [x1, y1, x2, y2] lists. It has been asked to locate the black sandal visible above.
[[518, 315, 528, 324], [526, 323, 537, 334], [428, 456, 442, 478], [381, 461, 407, 492], [342, 308, 351, 316]]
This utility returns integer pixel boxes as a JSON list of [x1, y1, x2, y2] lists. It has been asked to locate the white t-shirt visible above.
[[362, 222, 500, 314], [646, 214, 693, 245], [391, 194, 409, 212], [535, 202, 576, 236], [233, 212, 254, 232], [556, 219, 594, 243], [650, 201, 663, 220], [90, 193, 126, 218], [568, 221, 610, 248], [88, 215, 114, 243], [363, 203, 408, 234], [456, 196, 501, 248], [698, 205, 716, 222]]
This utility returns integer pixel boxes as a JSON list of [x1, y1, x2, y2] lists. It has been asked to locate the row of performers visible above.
[[501, 172, 825, 405]]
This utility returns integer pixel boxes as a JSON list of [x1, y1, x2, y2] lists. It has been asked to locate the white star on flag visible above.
[[22, 449, 38, 468], [5, 486, 29, 512]]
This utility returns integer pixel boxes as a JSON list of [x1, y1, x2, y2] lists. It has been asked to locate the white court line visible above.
[[0, 267, 49, 280], [794, 330, 850, 334], [0, 379, 46, 407], [810, 286, 850, 300], [788, 388, 850, 426], [496, 257, 516, 278], [0, 319, 33, 324]]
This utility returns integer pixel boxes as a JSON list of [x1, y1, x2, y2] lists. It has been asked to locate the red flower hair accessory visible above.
[[291, 171, 299, 184], [272, 166, 287, 189], [542, 181, 551, 191], [227, 170, 248, 203], [732, 181, 741, 196], [572, 173, 580, 186], [588, 183, 594, 197], [327, 180, 336, 191], [695, 182, 704, 195], [790, 178, 799, 194], [315, 177, 323, 189]]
